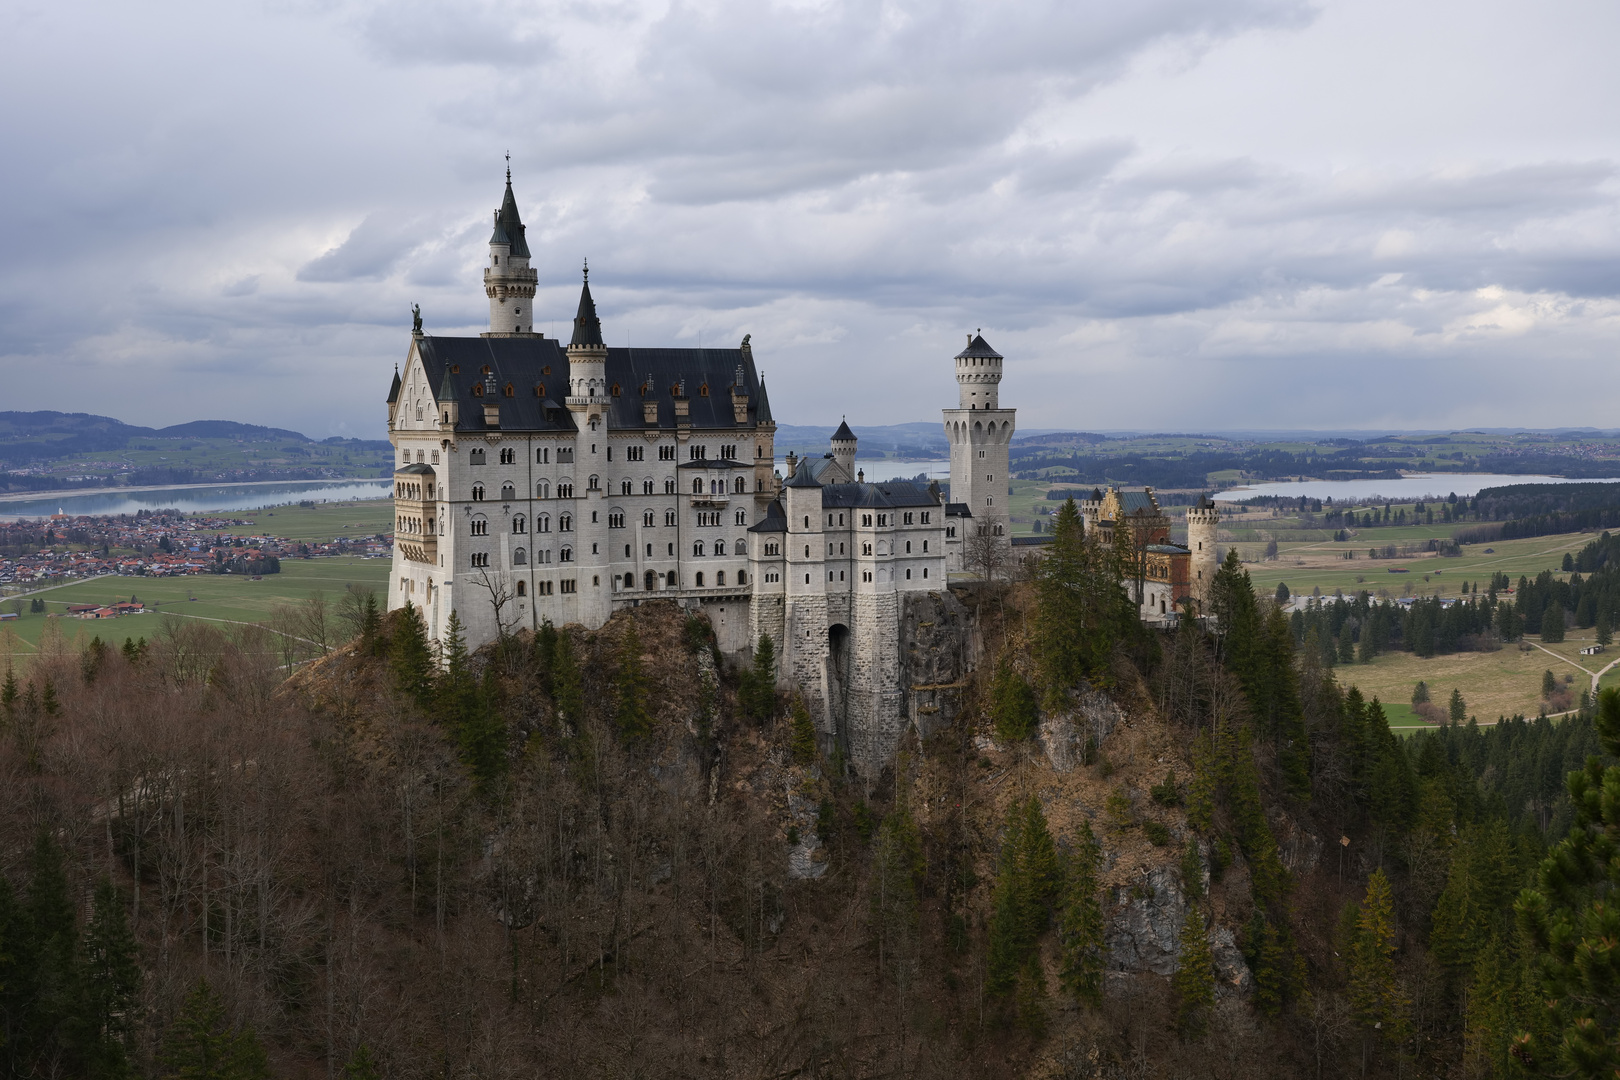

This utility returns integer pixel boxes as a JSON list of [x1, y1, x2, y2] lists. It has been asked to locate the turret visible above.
[[1186, 494, 1220, 609], [566, 263, 607, 408], [954, 331, 1003, 410], [483, 166, 538, 335], [831, 418, 857, 478]]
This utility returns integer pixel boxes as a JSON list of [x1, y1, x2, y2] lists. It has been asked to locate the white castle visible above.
[[387, 174, 1210, 769]]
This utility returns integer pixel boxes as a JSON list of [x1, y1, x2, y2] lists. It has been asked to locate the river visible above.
[[1214, 473, 1620, 504], [0, 479, 393, 521]]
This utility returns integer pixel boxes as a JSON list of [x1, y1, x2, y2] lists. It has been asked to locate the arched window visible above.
[[664, 510, 676, 526], [695, 572, 705, 586], [734, 539, 746, 555], [665, 479, 677, 494], [645, 570, 657, 590], [643, 510, 655, 526], [735, 509, 747, 526], [500, 483, 515, 501], [716, 570, 726, 586], [469, 448, 486, 464], [512, 515, 526, 533], [516, 580, 526, 596], [737, 570, 747, 586], [472, 484, 485, 501], [623, 572, 635, 588], [692, 478, 703, 494], [536, 481, 549, 499], [513, 547, 527, 566], [560, 546, 573, 562], [714, 540, 727, 556], [693, 541, 705, 557], [733, 476, 745, 493], [559, 514, 573, 531], [643, 479, 654, 495]]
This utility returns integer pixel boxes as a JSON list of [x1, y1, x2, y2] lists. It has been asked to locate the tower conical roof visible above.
[[832, 419, 856, 443], [387, 366, 402, 404], [489, 174, 531, 258], [437, 367, 456, 403], [756, 378, 773, 423], [954, 333, 1002, 360], [569, 266, 604, 347]]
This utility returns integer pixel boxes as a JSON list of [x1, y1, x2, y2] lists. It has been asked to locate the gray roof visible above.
[[570, 273, 604, 347], [954, 333, 1002, 360], [489, 178, 530, 258], [784, 464, 822, 488], [395, 462, 436, 477], [820, 481, 939, 510], [946, 502, 973, 517], [677, 457, 747, 470], [1117, 490, 1161, 515], [756, 378, 773, 423], [1145, 544, 1189, 554], [832, 419, 856, 442], [387, 367, 402, 404], [748, 499, 788, 533], [410, 335, 769, 434]]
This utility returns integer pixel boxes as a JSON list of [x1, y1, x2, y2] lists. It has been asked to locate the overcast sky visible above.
[[3, 0, 1617, 439]]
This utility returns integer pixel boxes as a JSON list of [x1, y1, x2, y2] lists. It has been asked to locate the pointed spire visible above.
[[569, 262, 604, 347], [755, 377, 773, 423], [832, 417, 856, 443], [437, 367, 456, 403], [489, 167, 530, 258], [387, 364, 402, 404]]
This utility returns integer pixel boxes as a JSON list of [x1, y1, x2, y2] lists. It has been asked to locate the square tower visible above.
[[943, 333, 1015, 546]]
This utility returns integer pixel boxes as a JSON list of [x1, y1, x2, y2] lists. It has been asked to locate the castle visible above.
[[386, 173, 1214, 770], [1078, 488, 1219, 621]]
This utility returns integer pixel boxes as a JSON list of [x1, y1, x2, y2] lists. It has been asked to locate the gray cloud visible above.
[[0, 0, 1617, 437]]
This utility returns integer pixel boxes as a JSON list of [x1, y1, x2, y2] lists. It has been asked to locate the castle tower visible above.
[[830, 418, 857, 479], [1186, 494, 1220, 610], [781, 465, 830, 734], [482, 167, 538, 336], [943, 332, 1015, 546], [567, 265, 612, 626]]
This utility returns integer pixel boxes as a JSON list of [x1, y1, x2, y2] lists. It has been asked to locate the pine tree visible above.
[[158, 980, 271, 1080], [343, 1044, 381, 1080], [788, 694, 817, 765], [1348, 868, 1407, 1041], [76, 878, 142, 1078], [1411, 680, 1430, 707], [25, 830, 79, 1067], [990, 657, 1039, 743], [1514, 688, 1620, 1076], [1449, 688, 1466, 724], [613, 621, 652, 745], [552, 632, 585, 733], [870, 792, 924, 986], [986, 797, 1059, 996], [1172, 901, 1215, 1038], [1058, 818, 1105, 1007], [744, 634, 777, 721], [1542, 668, 1558, 699], [1543, 600, 1566, 642], [1033, 499, 1130, 703], [1, 665, 16, 725], [387, 602, 434, 707], [1597, 608, 1612, 647]]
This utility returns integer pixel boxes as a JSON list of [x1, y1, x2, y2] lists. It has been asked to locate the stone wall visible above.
[[901, 589, 978, 743]]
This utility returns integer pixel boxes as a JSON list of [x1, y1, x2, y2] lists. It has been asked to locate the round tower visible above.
[[1186, 494, 1220, 609], [942, 331, 1015, 549], [483, 166, 538, 336], [830, 418, 857, 479]]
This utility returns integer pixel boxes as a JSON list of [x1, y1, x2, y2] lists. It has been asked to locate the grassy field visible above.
[[0, 556, 390, 669], [1334, 642, 1583, 729], [233, 497, 393, 540]]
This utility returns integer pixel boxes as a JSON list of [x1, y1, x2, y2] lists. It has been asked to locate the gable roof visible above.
[[411, 336, 768, 434], [820, 481, 939, 510]]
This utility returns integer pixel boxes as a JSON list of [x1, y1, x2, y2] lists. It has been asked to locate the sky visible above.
[[2, 0, 1618, 440]]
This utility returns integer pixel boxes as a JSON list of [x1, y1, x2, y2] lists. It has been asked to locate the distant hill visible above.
[[0, 411, 389, 466]]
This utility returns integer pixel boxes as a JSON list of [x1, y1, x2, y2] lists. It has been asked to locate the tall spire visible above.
[[489, 168, 530, 258], [570, 261, 604, 347]]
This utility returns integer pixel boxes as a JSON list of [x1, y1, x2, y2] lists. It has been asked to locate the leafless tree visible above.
[[963, 528, 1009, 582], [335, 583, 375, 643], [300, 590, 331, 655], [471, 567, 521, 640]]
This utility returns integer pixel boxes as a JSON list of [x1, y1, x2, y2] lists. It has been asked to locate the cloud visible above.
[[0, 0, 1618, 437]]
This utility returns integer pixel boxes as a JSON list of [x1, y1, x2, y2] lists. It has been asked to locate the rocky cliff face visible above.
[[902, 588, 979, 742]]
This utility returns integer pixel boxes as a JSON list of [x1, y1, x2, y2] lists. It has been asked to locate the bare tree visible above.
[[471, 567, 521, 640], [300, 591, 331, 655], [963, 528, 1009, 582], [335, 584, 375, 643]]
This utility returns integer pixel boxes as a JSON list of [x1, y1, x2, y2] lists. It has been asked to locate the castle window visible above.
[[470, 517, 488, 536], [471, 552, 490, 567], [542, 365, 551, 376], [905, 541, 911, 553], [609, 513, 625, 529], [694, 541, 705, 557], [513, 547, 527, 566], [559, 513, 573, 531], [559, 546, 573, 562], [431, 450, 439, 464], [922, 540, 928, 553], [733, 476, 745, 493], [906, 569, 912, 579], [862, 514, 872, 527], [623, 572, 635, 589], [557, 448, 573, 463], [986, 496, 993, 506], [516, 580, 526, 596], [535, 384, 545, 397], [472, 483, 485, 501], [504, 383, 515, 397], [715, 540, 726, 556], [473, 383, 483, 397], [469, 449, 486, 465], [735, 509, 747, 526], [862, 543, 872, 556], [699, 383, 709, 397], [621, 480, 632, 495], [716, 571, 726, 586], [611, 383, 621, 397], [499, 448, 513, 464], [512, 515, 526, 533], [693, 479, 703, 494], [560, 578, 576, 593], [644, 480, 654, 495], [588, 475, 600, 491], [737, 570, 746, 585], [665, 509, 676, 526], [947, 525, 955, 538], [537, 514, 550, 532], [696, 572, 705, 586], [735, 539, 746, 555], [643, 510, 654, 526], [877, 514, 888, 527], [500, 483, 515, 501], [904, 512, 913, 525], [659, 445, 676, 461], [922, 567, 928, 578], [665, 479, 677, 494], [920, 511, 930, 524], [765, 542, 779, 556], [451, 364, 460, 374]]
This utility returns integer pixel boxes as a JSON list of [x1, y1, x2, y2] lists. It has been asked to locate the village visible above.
[[0, 507, 391, 599]]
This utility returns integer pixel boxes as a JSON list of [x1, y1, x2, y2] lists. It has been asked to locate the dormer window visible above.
[[534, 384, 545, 397], [504, 383, 515, 398], [481, 365, 491, 375], [450, 364, 460, 374], [542, 366, 551, 376], [610, 383, 621, 397], [472, 383, 483, 397], [699, 383, 710, 397]]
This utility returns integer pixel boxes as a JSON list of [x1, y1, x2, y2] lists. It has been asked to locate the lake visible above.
[[1214, 473, 1620, 504], [0, 479, 393, 521]]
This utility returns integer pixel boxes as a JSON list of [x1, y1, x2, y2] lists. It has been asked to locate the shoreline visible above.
[[0, 476, 389, 505]]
